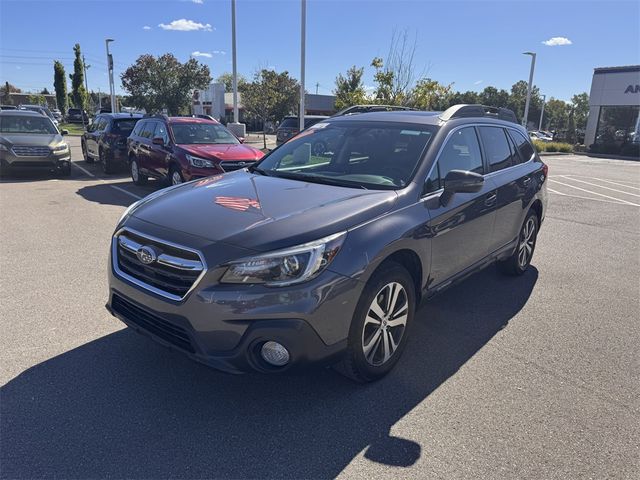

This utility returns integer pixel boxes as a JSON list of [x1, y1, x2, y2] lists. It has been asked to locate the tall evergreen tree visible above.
[[70, 44, 87, 109]]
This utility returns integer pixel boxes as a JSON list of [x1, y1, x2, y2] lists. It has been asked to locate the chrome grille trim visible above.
[[112, 228, 207, 302], [12, 145, 51, 157], [219, 160, 255, 172]]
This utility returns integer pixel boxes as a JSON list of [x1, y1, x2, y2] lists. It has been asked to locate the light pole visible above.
[[538, 94, 546, 131], [105, 39, 116, 113], [299, 0, 306, 132], [522, 51, 536, 129], [231, 0, 238, 124]]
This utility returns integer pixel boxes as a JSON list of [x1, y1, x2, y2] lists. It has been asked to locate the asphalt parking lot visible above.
[[1, 135, 638, 479]]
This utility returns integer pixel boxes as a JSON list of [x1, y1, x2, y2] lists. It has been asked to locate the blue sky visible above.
[[1, 0, 638, 101]]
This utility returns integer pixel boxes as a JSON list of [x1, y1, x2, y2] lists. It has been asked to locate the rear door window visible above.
[[478, 126, 515, 173], [507, 129, 536, 163]]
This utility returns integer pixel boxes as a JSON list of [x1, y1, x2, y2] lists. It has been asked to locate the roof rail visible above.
[[439, 104, 518, 124], [332, 104, 417, 117], [142, 113, 169, 120]]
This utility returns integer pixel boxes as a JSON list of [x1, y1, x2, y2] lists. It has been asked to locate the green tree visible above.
[[242, 69, 299, 148], [121, 53, 211, 115], [53, 61, 68, 113], [27, 94, 46, 105], [566, 107, 577, 144], [544, 98, 570, 131], [571, 92, 589, 131], [507, 80, 542, 127], [215, 72, 248, 92], [478, 86, 510, 108], [410, 78, 453, 110], [69, 44, 87, 110], [333, 65, 367, 110], [40, 87, 50, 95]]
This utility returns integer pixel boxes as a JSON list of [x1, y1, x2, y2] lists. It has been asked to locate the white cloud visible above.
[[192, 0, 204, 3], [212, 50, 226, 55], [142, 25, 151, 30], [542, 36, 572, 46], [191, 51, 212, 58], [474, 80, 483, 85], [158, 19, 213, 32]]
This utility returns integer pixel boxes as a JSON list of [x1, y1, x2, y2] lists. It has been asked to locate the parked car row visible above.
[[82, 114, 265, 183]]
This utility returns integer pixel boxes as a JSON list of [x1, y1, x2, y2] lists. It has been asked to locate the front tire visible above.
[[169, 165, 184, 186], [498, 210, 539, 276], [336, 262, 415, 382], [130, 157, 147, 185]]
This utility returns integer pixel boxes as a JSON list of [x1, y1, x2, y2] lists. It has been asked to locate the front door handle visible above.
[[485, 191, 497, 207]]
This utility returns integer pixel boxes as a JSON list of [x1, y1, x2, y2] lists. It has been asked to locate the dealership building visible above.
[[585, 65, 640, 155]]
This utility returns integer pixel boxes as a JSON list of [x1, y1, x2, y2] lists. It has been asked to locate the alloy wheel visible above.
[[171, 170, 183, 185], [518, 217, 536, 268], [361, 282, 408, 366]]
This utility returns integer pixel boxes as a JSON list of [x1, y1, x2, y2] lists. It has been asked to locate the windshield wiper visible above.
[[273, 171, 368, 189], [248, 165, 271, 176]]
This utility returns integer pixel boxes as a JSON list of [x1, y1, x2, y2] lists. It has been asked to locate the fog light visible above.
[[260, 341, 290, 366]]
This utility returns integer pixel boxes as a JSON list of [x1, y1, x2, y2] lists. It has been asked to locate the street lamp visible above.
[[538, 94, 546, 131], [522, 51, 536, 129], [299, 0, 306, 132], [105, 39, 116, 113]]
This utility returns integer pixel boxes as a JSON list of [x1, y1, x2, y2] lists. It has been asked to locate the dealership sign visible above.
[[625, 84, 640, 93]]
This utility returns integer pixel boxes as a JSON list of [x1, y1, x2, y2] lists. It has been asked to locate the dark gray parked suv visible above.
[[107, 104, 548, 382]]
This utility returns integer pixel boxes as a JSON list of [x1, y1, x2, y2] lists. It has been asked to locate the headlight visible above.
[[53, 143, 69, 152], [186, 154, 215, 168], [220, 231, 346, 286]]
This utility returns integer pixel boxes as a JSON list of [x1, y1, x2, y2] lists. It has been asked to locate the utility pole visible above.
[[522, 51, 536, 129], [538, 94, 546, 131], [106, 38, 116, 113], [315, 82, 319, 95], [299, 0, 306, 131], [228, 0, 245, 137], [82, 55, 90, 111]]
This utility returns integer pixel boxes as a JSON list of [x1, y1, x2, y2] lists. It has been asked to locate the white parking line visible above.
[[71, 162, 142, 201], [564, 175, 640, 190], [548, 179, 640, 206], [547, 188, 632, 206], [558, 175, 640, 197]]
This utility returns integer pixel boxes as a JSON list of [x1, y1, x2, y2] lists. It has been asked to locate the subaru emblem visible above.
[[136, 246, 157, 265]]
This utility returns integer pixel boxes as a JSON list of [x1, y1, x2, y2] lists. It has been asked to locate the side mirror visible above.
[[237, 136, 245, 143], [61, 129, 69, 136], [152, 137, 165, 146], [440, 169, 484, 206]]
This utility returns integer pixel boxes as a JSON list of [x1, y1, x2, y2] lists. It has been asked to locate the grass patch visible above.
[[59, 122, 86, 136], [533, 140, 573, 153]]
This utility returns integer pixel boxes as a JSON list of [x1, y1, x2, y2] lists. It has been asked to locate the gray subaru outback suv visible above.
[[107, 104, 548, 382]]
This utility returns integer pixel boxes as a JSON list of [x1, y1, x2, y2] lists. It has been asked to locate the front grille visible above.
[[112, 294, 195, 353], [12, 145, 51, 157], [114, 229, 205, 300], [219, 160, 255, 172]]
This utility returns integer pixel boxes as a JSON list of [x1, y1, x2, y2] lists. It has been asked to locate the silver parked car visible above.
[[0, 110, 71, 176]]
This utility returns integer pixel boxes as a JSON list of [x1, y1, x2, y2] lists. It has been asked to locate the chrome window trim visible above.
[[112, 227, 208, 302], [421, 123, 534, 197]]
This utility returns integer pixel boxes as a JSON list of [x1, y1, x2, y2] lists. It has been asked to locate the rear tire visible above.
[[82, 141, 93, 163], [498, 210, 539, 276], [336, 262, 415, 383], [130, 157, 147, 185], [100, 148, 115, 175]]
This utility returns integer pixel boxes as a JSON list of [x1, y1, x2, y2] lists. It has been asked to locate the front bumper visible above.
[[0, 150, 71, 170], [106, 225, 362, 374]]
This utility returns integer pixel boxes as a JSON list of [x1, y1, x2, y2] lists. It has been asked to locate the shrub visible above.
[[533, 141, 573, 153], [532, 139, 544, 152]]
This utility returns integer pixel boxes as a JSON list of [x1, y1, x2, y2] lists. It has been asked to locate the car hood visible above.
[[178, 143, 264, 161], [0, 133, 63, 147], [130, 170, 398, 252]]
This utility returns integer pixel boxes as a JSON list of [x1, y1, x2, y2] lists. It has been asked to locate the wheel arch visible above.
[[370, 248, 423, 305]]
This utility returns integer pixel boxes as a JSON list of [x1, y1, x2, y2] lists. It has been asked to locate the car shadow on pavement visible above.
[[1, 267, 538, 479], [0, 168, 91, 183], [76, 181, 157, 208]]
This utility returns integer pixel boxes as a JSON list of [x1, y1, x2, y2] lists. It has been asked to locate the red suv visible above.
[[127, 116, 265, 186]]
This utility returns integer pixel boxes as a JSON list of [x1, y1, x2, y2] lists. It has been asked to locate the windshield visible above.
[[0, 115, 58, 134], [279, 118, 298, 129], [171, 123, 239, 145], [113, 119, 138, 135], [255, 121, 437, 190]]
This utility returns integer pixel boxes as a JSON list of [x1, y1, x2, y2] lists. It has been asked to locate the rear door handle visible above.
[[522, 176, 531, 187], [485, 191, 497, 207]]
